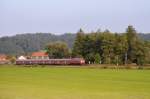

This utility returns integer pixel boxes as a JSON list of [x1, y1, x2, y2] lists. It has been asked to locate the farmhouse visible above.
[[17, 56, 27, 60], [31, 51, 49, 59], [0, 54, 9, 64]]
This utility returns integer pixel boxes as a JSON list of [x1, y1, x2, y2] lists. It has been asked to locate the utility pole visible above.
[[116, 55, 119, 66]]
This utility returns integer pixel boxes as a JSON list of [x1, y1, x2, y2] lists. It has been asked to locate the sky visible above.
[[0, 0, 150, 36]]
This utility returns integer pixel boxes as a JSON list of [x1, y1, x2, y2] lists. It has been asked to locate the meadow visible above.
[[0, 65, 150, 99]]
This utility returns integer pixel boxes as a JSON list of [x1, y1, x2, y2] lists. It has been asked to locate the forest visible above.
[[72, 26, 150, 65]]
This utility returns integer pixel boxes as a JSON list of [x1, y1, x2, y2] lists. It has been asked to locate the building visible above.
[[17, 56, 27, 60], [0, 54, 7, 61], [0, 54, 9, 64], [31, 52, 49, 59]]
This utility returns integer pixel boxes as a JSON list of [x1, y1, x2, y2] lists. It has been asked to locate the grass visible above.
[[0, 65, 150, 99]]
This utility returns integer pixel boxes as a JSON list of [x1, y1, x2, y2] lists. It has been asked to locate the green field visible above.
[[0, 66, 150, 99]]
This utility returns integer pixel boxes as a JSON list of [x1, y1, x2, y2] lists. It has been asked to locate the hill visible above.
[[138, 33, 150, 41], [0, 33, 76, 55], [0, 33, 149, 55]]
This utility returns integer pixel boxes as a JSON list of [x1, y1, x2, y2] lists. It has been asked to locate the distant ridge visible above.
[[0, 33, 76, 55]]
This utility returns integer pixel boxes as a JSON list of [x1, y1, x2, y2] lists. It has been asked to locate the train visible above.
[[16, 58, 85, 65]]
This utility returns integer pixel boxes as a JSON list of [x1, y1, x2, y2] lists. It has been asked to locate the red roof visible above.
[[31, 52, 48, 57], [0, 54, 7, 60]]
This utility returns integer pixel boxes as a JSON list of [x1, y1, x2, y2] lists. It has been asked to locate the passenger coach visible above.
[[16, 58, 85, 65]]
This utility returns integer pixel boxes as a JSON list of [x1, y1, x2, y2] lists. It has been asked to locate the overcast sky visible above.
[[0, 0, 150, 36]]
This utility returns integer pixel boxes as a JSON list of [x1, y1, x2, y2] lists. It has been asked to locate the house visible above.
[[17, 56, 27, 60], [0, 54, 7, 61], [0, 54, 9, 64], [31, 52, 49, 59]]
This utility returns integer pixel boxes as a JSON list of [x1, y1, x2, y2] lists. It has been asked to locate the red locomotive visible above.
[[16, 58, 85, 65]]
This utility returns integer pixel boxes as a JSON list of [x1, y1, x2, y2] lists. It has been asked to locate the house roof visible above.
[[31, 52, 48, 57], [0, 54, 7, 61], [0, 54, 7, 59], [18, 56, 27, 60]]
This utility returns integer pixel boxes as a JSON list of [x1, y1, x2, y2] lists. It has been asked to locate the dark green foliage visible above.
[[125, 26, 147, 65], [94, 53, 101, 64], [126, 25, 139, 63], [73, 26, 150, 65], [45, 41, 70, 58], [113, 34, 128, 65], [72, 29, 85, 57], [144, 41, 150, 64]]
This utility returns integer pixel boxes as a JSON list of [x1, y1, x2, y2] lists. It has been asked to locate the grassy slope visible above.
[[0, 66, 150, 99]]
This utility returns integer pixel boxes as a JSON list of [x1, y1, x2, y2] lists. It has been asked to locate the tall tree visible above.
[[126, 25, 138, 63], [72, 28, 85, 57], [113, 33, 128, 65], [100, 31, 115, 64], [45, 41, 69, 58]]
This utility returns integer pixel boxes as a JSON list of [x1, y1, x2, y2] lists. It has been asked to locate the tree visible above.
[[100, 31, 115, 64], [45, 41, 69, 58], [144, 41, 150, 64], [71, 26, 150, 65], [85, 52, 95, 64], [125, 25, 147, 65], [134, 41, 146, 66], [113, 33, 128, 65], [6, 55, 16, 64], [72, 28, 85, 57], [94, 53, 101, 64], [126, 25, 139, 63], [78, 28, 84, 33], [96, 28, 101, 33]]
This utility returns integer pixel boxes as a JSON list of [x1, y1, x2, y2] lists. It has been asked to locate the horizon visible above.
[[0, 31, 150, 38], [1, 0, 150, 37]]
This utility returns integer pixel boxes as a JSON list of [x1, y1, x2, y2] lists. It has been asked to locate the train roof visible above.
[[16, 58, 84, 61]]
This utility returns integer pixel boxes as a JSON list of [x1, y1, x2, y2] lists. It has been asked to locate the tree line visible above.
[[46, 26, 150, 65]]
